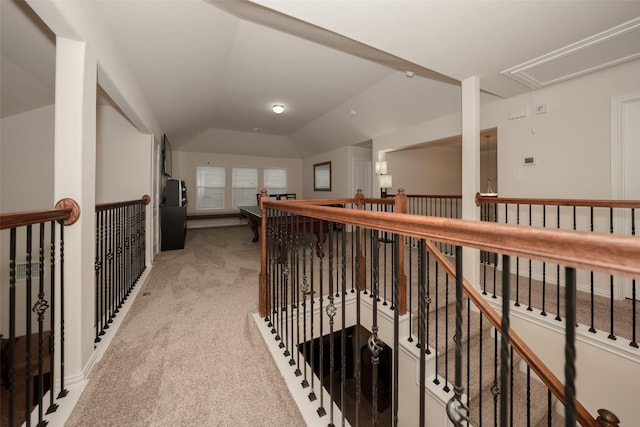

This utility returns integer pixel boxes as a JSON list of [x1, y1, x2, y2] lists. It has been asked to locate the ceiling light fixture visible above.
[[272, 104, 285, 114], [405, 70, 415, 78]]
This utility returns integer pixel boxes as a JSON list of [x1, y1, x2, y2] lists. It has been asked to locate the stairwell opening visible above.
[[297, 325, 393, 426]]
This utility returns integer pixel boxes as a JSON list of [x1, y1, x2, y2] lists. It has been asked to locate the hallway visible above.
[[65, 226, 304, 426]]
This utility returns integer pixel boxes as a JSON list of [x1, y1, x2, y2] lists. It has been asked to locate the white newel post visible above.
[[461, 76, 481, 288], [54, 37, 97, 384]]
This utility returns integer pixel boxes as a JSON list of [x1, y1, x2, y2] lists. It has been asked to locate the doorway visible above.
[[611, 90, 640, 299]]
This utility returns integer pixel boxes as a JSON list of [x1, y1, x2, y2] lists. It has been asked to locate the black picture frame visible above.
[[162, 134, 172, 177]]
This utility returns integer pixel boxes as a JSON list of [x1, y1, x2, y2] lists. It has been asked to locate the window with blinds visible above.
[[264, 168, 287, 195], [196, 166, 225, 210], [232, 167, 258, 207]]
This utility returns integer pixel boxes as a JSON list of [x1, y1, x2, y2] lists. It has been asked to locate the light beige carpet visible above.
[[65, 226, 304, 426]]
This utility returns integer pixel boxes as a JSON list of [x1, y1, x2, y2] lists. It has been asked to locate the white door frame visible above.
[[611, 90, 640, 299]]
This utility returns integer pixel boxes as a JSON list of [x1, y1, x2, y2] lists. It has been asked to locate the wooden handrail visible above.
[[392, 194, 462, 199], [95, 195, 151, 212], [263, 201, 640, 280], [425, 240, 598, 427], [0, 197, 81, 229], [0, 208, 73, 230], [476, 192, 640, 209], [260, 193, 628, 425]]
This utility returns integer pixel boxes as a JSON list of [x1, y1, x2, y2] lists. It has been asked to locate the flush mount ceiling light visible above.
[[405, 70, 415, 78], [272, 104, 285, 114]]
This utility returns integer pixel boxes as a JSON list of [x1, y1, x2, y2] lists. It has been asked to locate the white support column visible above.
[[54, 37, 97, 382], [461, 77, 481, 288]]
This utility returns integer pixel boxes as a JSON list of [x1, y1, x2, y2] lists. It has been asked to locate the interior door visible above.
[[353, 159, 372, 198], [612, 90, 640, 299]]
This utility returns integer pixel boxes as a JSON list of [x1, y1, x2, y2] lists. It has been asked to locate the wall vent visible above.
[[15, 262, 45, 281]]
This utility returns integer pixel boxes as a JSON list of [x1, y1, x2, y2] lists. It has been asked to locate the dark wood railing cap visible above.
[[95, 195, 151, 212], [55, 198, 80, 225], [476, 192, 640, 209], [596, 409, 620, 427]]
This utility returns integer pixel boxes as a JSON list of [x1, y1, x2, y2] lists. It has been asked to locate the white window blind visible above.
[[264, 168, 287, 195], [196, 166, 225, 210], [232, 167, 258, 207]]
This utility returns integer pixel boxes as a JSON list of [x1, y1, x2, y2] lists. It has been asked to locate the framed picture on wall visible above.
[[313, 161, 331, 191]]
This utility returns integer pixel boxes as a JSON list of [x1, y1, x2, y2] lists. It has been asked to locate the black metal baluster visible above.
[[308, 218, 317, 402], [355, 226, 362, 427], [492, 325, 499, 427], [340, 223, 347, 427], [48, 221, 59, 413], [317, 219, 326, 417], [293, 216, 301, 374], [425, 248, 431, 355], [528, 204, 533, 312], [541, 206, 547, 316], [433, 262, 440, 386], [327, 222, 336, 427], [548, 390, 556, 426], [608, 208, 616, 341], [382, 231, 389, 306], [58, 224, 68, 398], [631, 209, 638, 348], [444, 273, 450, 392], [25, 225, 33, 427], [500, 255, 511, 427], [478, 312, 484, 426], [588, 206, 596, 333], [369, 234, 383, 426], [446, 246, 468, 426], [393, 234, 399, 426], [419, 239, 427, 427], [556, 206, 562, 321], [526, 366, 531, 426], [107, 208, 114, 327], [565, 266, 577, 427], [95, 211, 102, 343], [408, 232, 414, 343], [301, 216, 310, 389], [34, 223, 50, 424], [515, 204, 520, 307], [467, 296, 471, 415], [9, 228, 17, 427]]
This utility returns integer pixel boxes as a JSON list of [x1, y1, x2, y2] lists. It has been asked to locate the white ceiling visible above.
[[2, 0, 640, 158]]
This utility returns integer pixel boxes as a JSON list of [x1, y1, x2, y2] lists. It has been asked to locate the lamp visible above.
[[272, 104, 284, 114], [379, 174, 392, 197], [375, 160, 387, 175]]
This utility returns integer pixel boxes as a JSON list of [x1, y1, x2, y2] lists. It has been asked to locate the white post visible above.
[[54, 37, 97, 383], [461, 77, 481, 288]]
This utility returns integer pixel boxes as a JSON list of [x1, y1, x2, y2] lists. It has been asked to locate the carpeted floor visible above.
[[65, 226, 304, 426]]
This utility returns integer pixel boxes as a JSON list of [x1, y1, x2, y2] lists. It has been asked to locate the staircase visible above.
[[257, 195, 639, 426]]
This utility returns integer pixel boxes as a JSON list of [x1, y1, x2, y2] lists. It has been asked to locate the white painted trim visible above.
[[611, 89, 640, 299]]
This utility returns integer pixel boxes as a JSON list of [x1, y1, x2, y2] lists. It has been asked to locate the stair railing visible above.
[[257, 190, 636, 426], [0, 198, 79, 427], [94, 195, 150, 344], [476, 193, 639, 348]]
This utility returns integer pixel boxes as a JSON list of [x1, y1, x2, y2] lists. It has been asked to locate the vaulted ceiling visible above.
[[2, 0, 640, 158]]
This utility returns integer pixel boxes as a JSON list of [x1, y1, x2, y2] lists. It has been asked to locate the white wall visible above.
[[96, 105, 153, 204], [0, 104, 55, 212], [485, 59, 640, 199], [0, 104, 55, 337], [173, 150, 303, 215], [373, 59, 640, 200], [386, 144, 462, 195], [303, 146, 347, 199]]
